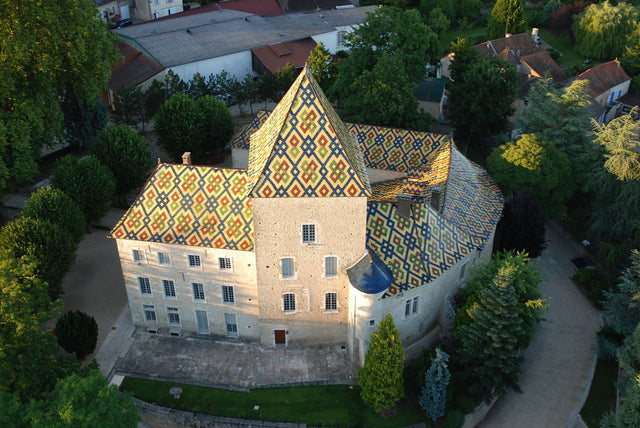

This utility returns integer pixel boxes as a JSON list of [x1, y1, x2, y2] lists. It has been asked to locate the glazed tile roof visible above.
[[247, 66, 370, 198], [229, 112, 451, 173], [110, 164, 254, 251]]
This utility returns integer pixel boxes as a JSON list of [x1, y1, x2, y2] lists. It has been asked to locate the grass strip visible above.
[[121, 377, 427, 427]]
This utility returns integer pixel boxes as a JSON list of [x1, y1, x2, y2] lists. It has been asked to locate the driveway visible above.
[[477, 223, 601, 428]]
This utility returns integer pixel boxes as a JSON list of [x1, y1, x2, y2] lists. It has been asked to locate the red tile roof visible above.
[[577, 60, 631, 98], [252, 37, 317, 74], [149, 0, 282, 22], [473, 33, 541, 59], [520, 51, 568, 82], [108, 41, 164, 91]]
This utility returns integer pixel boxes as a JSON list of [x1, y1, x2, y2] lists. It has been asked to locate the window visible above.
[[167, 306, 180, 325], [188, 254, 201, 268], [218, 257, 232, 271], [163, 279, 176, 298], [325, 292, 337, 311], [143, 304, 156, 322], [283, 293, 296, 312], [302, 224, 316, 243], [138, 277, 151, 295], [338, 30, 347, 45], [405, 297, 419, 317], [222, 285, 235, 304], [281, 257, 294, 278], [325, 256, 338, 277], [158, 252, 170, 265], [412, 297, 419, 315], [369, 319, 375, 326], [225, 313, 237, 337], [192, 283, 205, 301], [132, 249, 145, 264], [405, 299, 411, 317]]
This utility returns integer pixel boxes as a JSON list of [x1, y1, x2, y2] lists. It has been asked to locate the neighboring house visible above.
[[577, 59, 632, 123], [95, 0, 133, 23], [252, 38, 317, 75], [414, 78, 446, 121], [439, 31, 566, 84], [134, 0, 283, 22], [114, 6, 376, 81], [134, 0, 184, 21], [110, 67, 503, 364], [104, 41, 165, 110]]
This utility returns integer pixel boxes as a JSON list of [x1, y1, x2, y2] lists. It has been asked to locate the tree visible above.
[[0, 255, 78, 400], [496, 193, 547, 258], [621, 26, 640, 78], [602, 250, 640, 337], [115, 85, 148, 133], [308, 42, 338, 93], [338, 53, 431, 130], [420, 0, 455, 21], [21, 187, 87, 243], [51, 155, 116, 225], [572, 1, 640, 60], [154, 93, 234, 163], [0, 217, 77, 300], [448, 52, 519, 153], [517, 78, 592, 181], [487, 134, 573, 219], [55, 310, 99, 359], [0, 0, 120, 194], [91, 125, 154, 203], [419, 347, 451, 421], [455, 252, 544, 349], [454, 265, 526, 401], [425, 8, 451, 35], [61, 92, 108, 147], [487, 0, 527, 40], [331, 7, 438, 101], [541, 0, 564, 24], [592, 107, 640, 182], [548, 2, 591, 35], [455, 0, 483, 22], [21, 370, 140, 427], [358, 313, 405, 412]]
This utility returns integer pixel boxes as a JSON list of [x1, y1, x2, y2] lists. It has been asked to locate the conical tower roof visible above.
[[247, 66, 370, 198]]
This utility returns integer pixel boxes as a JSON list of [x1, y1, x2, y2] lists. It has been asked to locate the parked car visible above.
[[113, 18, 132, 28]]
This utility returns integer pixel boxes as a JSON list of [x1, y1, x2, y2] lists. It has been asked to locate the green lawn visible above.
[[537, 28, 587, 73], [580, 358, 618, 427], [120, 377, 428, 427]]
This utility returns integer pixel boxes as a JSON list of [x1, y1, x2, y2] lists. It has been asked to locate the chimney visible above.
[[396, 194, 413, 219], [182, 152, 192, 165], [505, 33, 512, 38]]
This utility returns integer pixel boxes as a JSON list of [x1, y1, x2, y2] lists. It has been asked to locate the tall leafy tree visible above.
[[487, 134, 573, 219], [572, 1, 640, 60], [358, 313, 405, 413], [154, 93, 234, 163], [21, 187, 87, 243], [621, 27, 640, 78], [51, 155, 116, 225], [496, 193, 547, 258], [592, 107, 640, 182], [17, 370, 140, 427], [308, 42, 338, 93], [0, 217, 77, 300], [448, 45, 519, 153], [92, 125, 154, 203], [115, 85, 149, 133], [487, 0, 527, 39], [419, 347, 451, 421], [602, 250, 640, 337], [0, 0, 120, 194], [455, 265, 527, 401], [0, 255, 78, 400]]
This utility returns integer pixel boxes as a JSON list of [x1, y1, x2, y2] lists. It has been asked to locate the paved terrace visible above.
[[114, 334, 356, 390]]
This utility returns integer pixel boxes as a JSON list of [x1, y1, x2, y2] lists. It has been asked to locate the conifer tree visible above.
[[487, 0, 526, 39], [419, 347, 450, 421], [602, 250, 640, 336], [358, 313, 405, 412], [308, 42, 337, 93], [455, 266, 526, 401], [55, 310, 98, 359]]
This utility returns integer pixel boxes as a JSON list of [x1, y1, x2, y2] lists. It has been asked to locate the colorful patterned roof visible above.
[[366, 202, 476, 297], [230, 112, 451, 174], [442, 147, 504, 249], [247, 67, 371, 198], [110, 164, 254, 251]]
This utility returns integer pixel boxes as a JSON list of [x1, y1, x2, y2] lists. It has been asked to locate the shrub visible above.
[[55, 310, 98, 359], [21, 187, 86, 243], [572, 268, 607, 305], [443, 408, 465, 428]]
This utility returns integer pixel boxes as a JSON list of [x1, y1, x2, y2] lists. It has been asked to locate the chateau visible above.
[[110, 67, 503, 363]]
